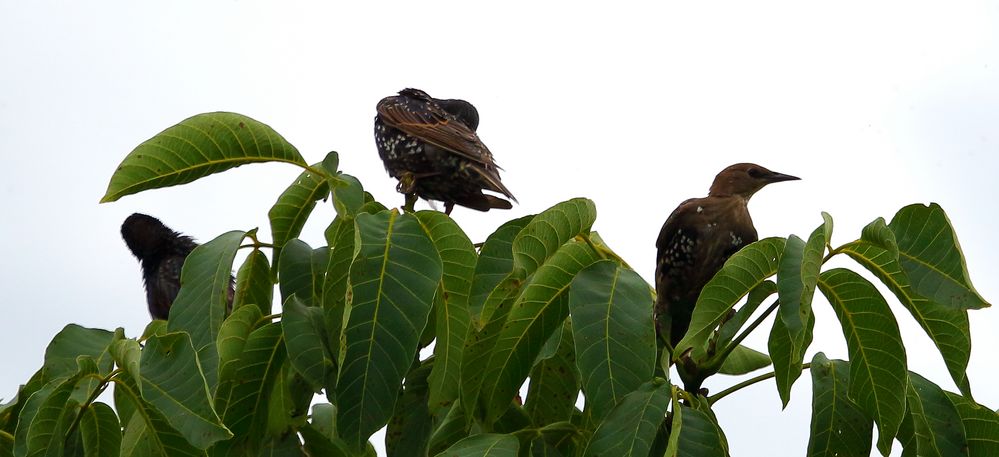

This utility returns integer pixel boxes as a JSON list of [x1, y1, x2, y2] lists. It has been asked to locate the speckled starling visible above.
[[121, 213, 233, 320], [655, 163, 799, 347], [374, 88, 516, 214]]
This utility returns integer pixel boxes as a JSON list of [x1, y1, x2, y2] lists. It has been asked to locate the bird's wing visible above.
[[377, 96, 496, 167], [656, 198, 698, 252], [145, 255, 185, 319], [655, 200, 702, 286], [157, 256, 184, 300], [467, 163, 517, 201]]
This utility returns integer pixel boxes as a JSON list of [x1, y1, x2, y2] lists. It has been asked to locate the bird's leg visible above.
[[403, 193, 418, 213], [397, 172, 418, 194], [444, 202, 455, 215]]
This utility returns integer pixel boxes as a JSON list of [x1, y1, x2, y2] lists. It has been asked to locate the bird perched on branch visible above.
[[655, 163, 799, 348], [121, 213, 232, 320], [374, 88, 516, 214]]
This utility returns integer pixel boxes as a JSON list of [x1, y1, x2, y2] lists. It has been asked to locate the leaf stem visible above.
[[576, 233, 635, 270], [65, 368, 123, 441], [709, 299, 780, 367], [822, 244, 844, 263], [239, 242, 274, 250], [302, 164, 331, 180], [708, 363, 811, 405], [256, 313, 282, 327], [0, 430, 12, 443]]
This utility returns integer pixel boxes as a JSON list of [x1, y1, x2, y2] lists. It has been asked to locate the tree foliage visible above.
[[2, 112, 996, 456]]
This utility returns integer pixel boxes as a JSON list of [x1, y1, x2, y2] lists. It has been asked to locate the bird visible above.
[[121, 213, 232, 320], [655, 163, 800, 348], [374, 88, 516, 214]]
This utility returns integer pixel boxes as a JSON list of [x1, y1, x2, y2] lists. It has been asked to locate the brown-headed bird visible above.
[[121, 213, 232, 320], [374, 88, 516, 214], [655, 163, 799, 347]]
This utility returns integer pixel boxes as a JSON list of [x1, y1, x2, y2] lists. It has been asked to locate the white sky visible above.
[[1, 1, 997, 455]]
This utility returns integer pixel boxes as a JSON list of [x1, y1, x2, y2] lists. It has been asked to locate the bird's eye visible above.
[[747, 168, 763, 178]]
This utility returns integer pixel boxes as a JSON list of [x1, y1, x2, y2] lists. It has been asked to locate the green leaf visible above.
[[140, 332, 231, 449], [218, 304, 262, 382], [427, 402, 471, 457], [0, 432, 11, 457], [716, 280, 776, 348], [258, 434, 306, 457], [469, 215, 534, 321], [525, 322, 579, 426], [299, 425, 352, 457], [806, 353, 873, 457], [268, 162, 331, 267], [278, 239, 328, 307], [896, 406, 918, 457], [888, 203, 990, 310], [43, 324, 115, 381], [434, 433, 519, 457], [337, 210, 443, 450], [79, 402, 121, 457], [233, 249, 274, 315], [23, 363, 96, 457], [906, 372, 967, 457], [817, 268, 907, 456], [13, 378, 57, 457], [768, 312, 814, 405], [663, 393, 683, 456], [0, 369, 45, 435], [569, 260, 656, 423], [101, 112, 306, 202], [476, 241, 601, 424], [168, 230, 247, 393], [776, 215, 825, 372], [414, 211, 477, 412], [511, 198, 596, 276], [281, 295, 333, 391], [310, 403, 336, 440], [114, 373, 205, 457], [582, 379, 669, 457], [676, 237, 786, 360], [332, 174, 366, 217], [322, 216, 355, 389], [264, 365, 311, 438], [945, 392, 999, 456], [841, 217, 973, 398], [674, 401, 729, 457], [140, 320, 168, 341], [213, 323, 286, 454], [534, 323, 563, 363], [386, 360, 434, 457], [534, 421, 582, 457], [110, 337, 142, 390], [716, 344, 771, 376], [321, 151, 339, 176]]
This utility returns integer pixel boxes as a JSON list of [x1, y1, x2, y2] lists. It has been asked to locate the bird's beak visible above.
[[764, 170, 800, 183]]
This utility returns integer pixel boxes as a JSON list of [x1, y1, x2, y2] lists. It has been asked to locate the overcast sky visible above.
[[2, 1, 997, 455]]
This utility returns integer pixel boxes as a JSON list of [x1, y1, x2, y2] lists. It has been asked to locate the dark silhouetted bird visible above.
[[655, 163, 799, 347], [374, 88, 516, 214], [121, 213, 232, 320]]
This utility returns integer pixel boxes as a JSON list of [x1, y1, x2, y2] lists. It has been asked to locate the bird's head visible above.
[[437, 98, 479, 131], [121, 213, 175, 258], [708, 163, 800, 199], [398, 88, 432, 101]]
